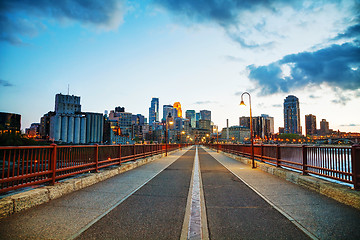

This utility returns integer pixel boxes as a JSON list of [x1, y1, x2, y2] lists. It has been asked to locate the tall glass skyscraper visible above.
[[185, 110, 196, 128], [200, 110, 211, 121], [163, 105, 177, 121], [283, 95, 301, 134], [149, 98, 159, 126], [305, 114, 317, 136]]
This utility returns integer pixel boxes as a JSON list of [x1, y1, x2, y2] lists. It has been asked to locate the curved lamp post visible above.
[[240, 92, 255, 168], [165, 121, 174, 156]]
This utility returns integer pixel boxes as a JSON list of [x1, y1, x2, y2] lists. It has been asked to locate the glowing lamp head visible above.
[[240, 100, 246, 106]]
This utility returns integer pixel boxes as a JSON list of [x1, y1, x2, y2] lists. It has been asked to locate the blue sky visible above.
[[0, 0, 359, 133]]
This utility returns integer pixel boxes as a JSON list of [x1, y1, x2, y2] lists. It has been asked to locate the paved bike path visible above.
[[198, 147, 309, 240], [76, 147, 195, 240]]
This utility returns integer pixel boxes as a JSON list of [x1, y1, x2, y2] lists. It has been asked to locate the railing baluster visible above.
[[95, 144, 99, 173], [51, 144, 57, 185]]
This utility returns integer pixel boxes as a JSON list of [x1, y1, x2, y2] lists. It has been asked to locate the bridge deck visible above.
[[0, 146, 359, 239]]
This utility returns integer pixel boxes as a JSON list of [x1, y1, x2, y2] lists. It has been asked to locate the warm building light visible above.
[[173, 102, 182, 118]]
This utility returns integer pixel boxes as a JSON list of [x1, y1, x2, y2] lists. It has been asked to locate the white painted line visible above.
[[188, 146, 202, 239]]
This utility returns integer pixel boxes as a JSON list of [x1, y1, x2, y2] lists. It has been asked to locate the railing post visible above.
[[51, 143, 57, 185], [95, 144, 99, 173], [133, 144, 136, 161], [351, 144, 360, 190], [276, 144, 280, 167], [143, 144, 145, 158], [261, 143, 264, 162], [302, 145, 308, 175], [119, 144, 122, 166]]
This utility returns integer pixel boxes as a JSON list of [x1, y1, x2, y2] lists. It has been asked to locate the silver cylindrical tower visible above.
[[61, 115, 68, 143], [86, 114, 91, 143], [74, 116, 80, 144], [67, 116, 74, 143], [80, 117, 86, 144], [54, 114, 61, 141]]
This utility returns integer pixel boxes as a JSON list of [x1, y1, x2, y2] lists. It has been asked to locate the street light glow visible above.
[[240, 91, 256, 169]]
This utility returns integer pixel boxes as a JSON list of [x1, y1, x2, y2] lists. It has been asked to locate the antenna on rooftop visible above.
[[67, 84, 70, 95]]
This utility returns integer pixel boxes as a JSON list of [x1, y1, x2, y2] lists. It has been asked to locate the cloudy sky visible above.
[[0, 0, 359, 133]]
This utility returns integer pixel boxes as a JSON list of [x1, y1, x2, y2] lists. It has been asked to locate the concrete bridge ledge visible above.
[[0, 150, 180, 219], [220, 151, 360, 210]]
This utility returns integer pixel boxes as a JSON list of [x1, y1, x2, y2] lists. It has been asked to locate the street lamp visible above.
[[181, 130, 185, 147], [165, 121, 174, 156], [240, 92, 255, 168]]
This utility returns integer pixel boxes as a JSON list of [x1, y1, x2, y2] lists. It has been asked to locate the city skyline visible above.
[[12, 92, 355, 136], [0, 0, 359, 133]]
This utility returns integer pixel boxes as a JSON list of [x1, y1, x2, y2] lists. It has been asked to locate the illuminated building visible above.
[[163, 105, 177, 121], [199, 119, 211, 131], [319, 119, 331, 135], [283, 95, 302, 134], [109, 108, 132, 138], [240, 115, 273, 139], [149, 98, 159, 126], [25, 123, 40, 138], [261, 114, 274, 134], [0, 112, 21, 134], [173, 102, 182, 118], [185, 110, 196, 128], [103, 119, 134, 145], [200, 110, 211, 121], [221, 126, 250, 143], [305, 114, 317, 136]]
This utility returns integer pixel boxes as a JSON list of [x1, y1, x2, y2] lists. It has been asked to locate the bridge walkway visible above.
[[0, 146, 359, 239]]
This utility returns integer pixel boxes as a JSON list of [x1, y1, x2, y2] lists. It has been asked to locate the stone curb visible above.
[[219, 151, 360, 211], [0, 149, 182, 219]]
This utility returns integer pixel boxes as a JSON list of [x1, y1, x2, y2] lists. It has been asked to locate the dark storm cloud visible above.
[[247, 43, 360, 95], [0, 79, 14, 87], [334, 24, 360, 40], [153, 0, 299, 26], [333, 10, 360, 41], [0, 0, 124, 45], [153, 0, 325, 48]]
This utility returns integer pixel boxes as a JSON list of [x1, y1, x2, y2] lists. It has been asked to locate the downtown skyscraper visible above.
[[284, 95, 302, 134], [149, 98, 159, 126], [305, 114, 317, 136]]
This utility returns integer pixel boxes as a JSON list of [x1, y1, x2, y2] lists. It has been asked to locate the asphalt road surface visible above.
[[76, 147, 195, 240], [77, 146, 310, 239], [198, 147, 309, 240]]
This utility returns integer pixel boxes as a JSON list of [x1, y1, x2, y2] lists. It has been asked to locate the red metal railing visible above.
[[0, 143, 189, 193], [208, 143, 360, 190]]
